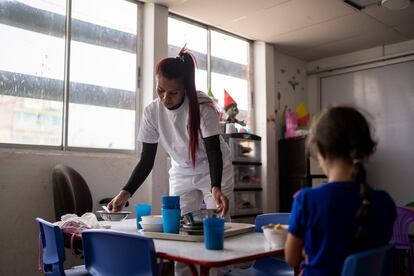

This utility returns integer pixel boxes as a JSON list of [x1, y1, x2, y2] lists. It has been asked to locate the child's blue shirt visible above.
[[288, 181, 396, 276]]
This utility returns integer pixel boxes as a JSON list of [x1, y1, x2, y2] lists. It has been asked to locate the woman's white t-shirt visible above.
[[137, 94, 231, 176]]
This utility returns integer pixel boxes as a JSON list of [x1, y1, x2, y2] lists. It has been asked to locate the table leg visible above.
[[200, 266, 210, 276], [187, 263, 198, 276]]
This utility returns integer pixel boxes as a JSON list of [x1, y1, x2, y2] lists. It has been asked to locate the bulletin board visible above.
[[320, 58, 414, 205]]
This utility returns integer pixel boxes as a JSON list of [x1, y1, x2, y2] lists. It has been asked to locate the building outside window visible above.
[[168, 15, 252, 130], [0, 0, 140, 150]]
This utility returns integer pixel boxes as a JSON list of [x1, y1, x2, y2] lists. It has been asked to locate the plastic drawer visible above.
[[229, 138, 261, 163], [233, 165, 261, 188], [231, 190, 263, 216]]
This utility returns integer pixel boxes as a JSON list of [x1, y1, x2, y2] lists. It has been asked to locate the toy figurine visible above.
[[224, 89, 245, 126]]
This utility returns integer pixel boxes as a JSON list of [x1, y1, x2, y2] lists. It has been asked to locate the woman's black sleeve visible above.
[[122, 142, 158, 196], [203, 135, 223, 190]]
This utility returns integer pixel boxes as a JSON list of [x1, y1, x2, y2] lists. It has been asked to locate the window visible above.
[[168, 17, 208, 93], [168, 16, 252, 129], [0, 0, 140, 150], [210, 30, 250, 126]]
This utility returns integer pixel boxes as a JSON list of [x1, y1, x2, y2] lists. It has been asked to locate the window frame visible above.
[[168, 13, 254, 130], [0, 0, 143, 154]]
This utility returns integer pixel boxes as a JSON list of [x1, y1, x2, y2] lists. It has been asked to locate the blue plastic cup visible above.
[[162, 195, 180, 209], [203, 217, 225, 250], [135, 204, 152, 230], [161, 208, 181, 234]]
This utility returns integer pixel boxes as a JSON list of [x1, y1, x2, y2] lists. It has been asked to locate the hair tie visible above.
[[353, 158, 361, 165], [176, 55, 185, 63]]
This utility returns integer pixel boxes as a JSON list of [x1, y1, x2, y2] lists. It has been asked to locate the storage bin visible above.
[[229, 137, 261, 163], [231, 190, 262, 216], [233, 165, 261, 188]]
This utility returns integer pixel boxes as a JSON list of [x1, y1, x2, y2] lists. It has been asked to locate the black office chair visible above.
[[52, 164, 128, 221]]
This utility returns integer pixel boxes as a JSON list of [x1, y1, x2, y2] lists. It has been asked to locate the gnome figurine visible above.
[[224, 89, 245, 126]]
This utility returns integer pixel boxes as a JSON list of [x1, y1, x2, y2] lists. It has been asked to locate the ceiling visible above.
[[149, 0, 414, 61]]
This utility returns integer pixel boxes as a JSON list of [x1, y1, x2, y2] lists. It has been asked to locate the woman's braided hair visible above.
[[307, 106, 377, 251]]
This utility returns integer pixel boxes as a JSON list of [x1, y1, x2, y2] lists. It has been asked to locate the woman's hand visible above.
[[212, 187, 229, 217], [107, 190, 131, 212]]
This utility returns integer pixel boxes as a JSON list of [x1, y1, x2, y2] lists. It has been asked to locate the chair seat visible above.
[[64, 265, 89, 276], [226, 257, 294, 276], [254, 257, 294, 275]]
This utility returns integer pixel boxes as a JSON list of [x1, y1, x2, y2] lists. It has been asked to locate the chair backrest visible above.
[[340, 244, 394, 276], [82, 230, 158, 276], [391, 206, 414, 245], [36, 217, 66, 276], [52, 164, 93, 221], [255, 213, 291, 232]]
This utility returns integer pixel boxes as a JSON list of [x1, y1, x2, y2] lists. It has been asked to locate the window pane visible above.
[[211, 30, 250, 128], [0, 0, 65, 146], [68, 0, 137, 150], [168, 17, 208, 92], [168, 17, 207, 54], [211, 31, 248, 65]]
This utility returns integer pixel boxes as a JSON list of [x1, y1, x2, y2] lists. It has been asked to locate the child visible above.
[[285, 106, 396, 275]]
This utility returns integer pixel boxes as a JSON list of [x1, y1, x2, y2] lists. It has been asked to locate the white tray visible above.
[[138, 222, 255, 242]]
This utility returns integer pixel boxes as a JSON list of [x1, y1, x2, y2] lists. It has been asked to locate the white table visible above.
[[102, 219, 285, 276]]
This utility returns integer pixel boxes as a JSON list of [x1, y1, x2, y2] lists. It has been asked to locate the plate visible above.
[[180, 225, 232, 235], [182, 224, 204, 230], [180, 227, 204, 235]]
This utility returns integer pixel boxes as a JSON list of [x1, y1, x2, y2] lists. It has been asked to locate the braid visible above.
[[352, 158, 373, 252]]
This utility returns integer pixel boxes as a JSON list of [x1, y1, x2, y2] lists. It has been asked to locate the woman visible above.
[[108, 46, 233, 219], [285, 106, 396, 275]]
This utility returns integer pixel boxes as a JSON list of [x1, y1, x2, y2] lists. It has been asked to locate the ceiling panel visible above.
[[289, 27, 405, 61], [160, 0, 290, 30], [395, 25, 414, 38], [150, 0, 414, 61], [270, 12, 385, 52], [363, 4, 414, 27], [226, 0, 356, 40]]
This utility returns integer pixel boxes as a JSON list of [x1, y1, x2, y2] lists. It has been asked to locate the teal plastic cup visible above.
[[135, 204, 152, 230], [203, 217, 225, 250], [161, 208, 181, 234]]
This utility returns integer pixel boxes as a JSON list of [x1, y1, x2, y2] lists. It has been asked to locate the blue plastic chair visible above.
[[341, 244, 394, 276], [36, 217, 89, 276], [391, 207, 414, 274], [81, 229, 158, 276], [226, 213, 294, 275]]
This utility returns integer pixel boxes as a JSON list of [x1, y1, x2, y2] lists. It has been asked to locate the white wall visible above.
[[306, 39, 414, 112], [141, 3, 170, 215], [274, 51, 308, 140], [0, 149, 145, 275], [305, 38, 414, 205], [272, 50, 308, 210], [253, 42, 276, 213], [0, 3, 169, 275], [253, 45, 308, 212]]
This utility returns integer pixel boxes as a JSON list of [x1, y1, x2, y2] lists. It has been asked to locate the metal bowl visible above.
[[182, 209, 218, 225], [96, 210, 131, 222]]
